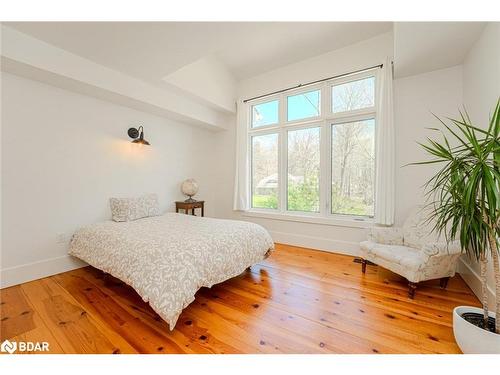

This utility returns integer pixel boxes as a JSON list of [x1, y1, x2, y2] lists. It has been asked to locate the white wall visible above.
[[163, 56, 236, 113], [394, 65, 463, 225], [212, 33, 465, 256], [1, 72, 217, 287], [237, 33, 394, 100], [463, 23, 499, 120], [459, 22, 500, 305]]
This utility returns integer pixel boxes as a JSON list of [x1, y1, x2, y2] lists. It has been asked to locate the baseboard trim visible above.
[[1, 255, 87, 289], [269, 230, 360, 257], [458, 257, 496, 306]]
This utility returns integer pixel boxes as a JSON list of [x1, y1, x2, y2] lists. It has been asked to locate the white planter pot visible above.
[[453, 306, 500, 354]]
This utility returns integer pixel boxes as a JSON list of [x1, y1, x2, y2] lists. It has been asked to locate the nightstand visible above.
[[175, 201, 205, 217]]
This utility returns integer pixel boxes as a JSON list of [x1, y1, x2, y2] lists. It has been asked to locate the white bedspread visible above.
[[68, 213, 274, 329]]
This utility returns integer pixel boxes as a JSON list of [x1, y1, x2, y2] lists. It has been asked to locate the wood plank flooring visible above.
[[0, 243, 480, 354]]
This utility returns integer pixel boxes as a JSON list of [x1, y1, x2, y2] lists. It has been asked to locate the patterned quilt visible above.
[[69, 213, 274, 329]]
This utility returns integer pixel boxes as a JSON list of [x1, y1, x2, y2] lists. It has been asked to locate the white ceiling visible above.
[[6, 22, 392, 82], [394, 22, 486, 78], [3, 21, 489, 126]]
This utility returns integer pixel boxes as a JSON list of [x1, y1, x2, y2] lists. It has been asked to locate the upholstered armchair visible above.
[[359, 206, 462, 298]]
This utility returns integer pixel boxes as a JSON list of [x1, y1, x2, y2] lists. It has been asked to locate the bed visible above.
[[68, 213, 274, 330]]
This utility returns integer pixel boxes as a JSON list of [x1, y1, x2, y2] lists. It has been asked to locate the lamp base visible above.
[[184, 197, 197, 203]]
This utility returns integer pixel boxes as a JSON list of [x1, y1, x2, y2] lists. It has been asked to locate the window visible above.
[[331, 119, 375, 216], [251, 100, 279, 128], [332, 76, 375, 113], [247, 70, 378, 220], [287, 89, 320, 121], [251, 133, 279, 209], [287, 127, 321, 212]]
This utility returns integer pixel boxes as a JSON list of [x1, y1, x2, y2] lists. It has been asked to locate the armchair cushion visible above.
[[402, 206, 440, 249], [360, 241, 425, 270], [368, 227, 404, 245], [421, 240, 462, 257]]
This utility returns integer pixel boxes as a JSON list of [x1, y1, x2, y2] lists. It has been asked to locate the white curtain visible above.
[[233, 100, 250, 211], [374, 57, 395, 225]]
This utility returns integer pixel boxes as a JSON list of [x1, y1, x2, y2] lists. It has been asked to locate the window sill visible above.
[[241, 210, 374, 229]]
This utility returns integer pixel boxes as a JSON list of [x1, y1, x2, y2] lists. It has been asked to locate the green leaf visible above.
[[410, 98, 500, 262]]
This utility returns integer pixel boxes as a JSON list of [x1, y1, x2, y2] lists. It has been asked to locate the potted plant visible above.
[[414, 98, 500, 353]]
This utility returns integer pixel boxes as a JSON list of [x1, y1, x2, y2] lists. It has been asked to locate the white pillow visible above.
[[110, 193, 160, 222]]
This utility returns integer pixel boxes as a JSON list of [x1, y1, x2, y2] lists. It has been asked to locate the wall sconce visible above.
[[128, 125, 150, 145]]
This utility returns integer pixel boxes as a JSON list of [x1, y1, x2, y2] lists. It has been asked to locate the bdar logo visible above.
[[1, 340, 17, 354], [0, 340, 49, 353]]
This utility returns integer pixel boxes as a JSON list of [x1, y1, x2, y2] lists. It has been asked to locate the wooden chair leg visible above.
[[439, 277, 450, 289], [361, 259, 367, 274], [408, 282, 417, 299]]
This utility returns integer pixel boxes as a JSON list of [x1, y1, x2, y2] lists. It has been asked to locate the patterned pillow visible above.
[[110, 193, 160, 222]]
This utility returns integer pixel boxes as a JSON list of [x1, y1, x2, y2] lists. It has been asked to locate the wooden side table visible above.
[[175, 201, 204, 217]]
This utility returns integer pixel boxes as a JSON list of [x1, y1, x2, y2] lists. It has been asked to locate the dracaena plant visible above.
[[413, 98, 500, 334]]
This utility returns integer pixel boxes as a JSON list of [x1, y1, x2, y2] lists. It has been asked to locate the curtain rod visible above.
[[243, 63, 383, 104]]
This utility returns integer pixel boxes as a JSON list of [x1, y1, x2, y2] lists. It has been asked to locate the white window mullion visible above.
[[279, 127, 287, 213], [279, 93, 287, 214], [319, 82, 329, 216], [323, 121, 332, 216]]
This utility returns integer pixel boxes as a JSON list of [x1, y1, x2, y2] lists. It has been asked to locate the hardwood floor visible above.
[[0, 243, 480, 354]]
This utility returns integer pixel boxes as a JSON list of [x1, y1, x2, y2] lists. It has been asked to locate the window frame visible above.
[[330, 115, 377, 219], [246, 69, 379, 223], [329, 70, 377, 120], [249, 127, 281, 212], [284, 85, 322, 125], [285, 121, 323, 215], [249, 96, 281, 130]]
